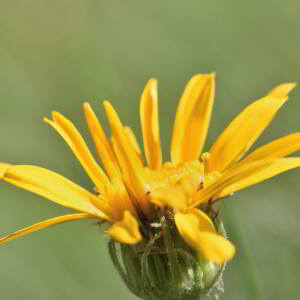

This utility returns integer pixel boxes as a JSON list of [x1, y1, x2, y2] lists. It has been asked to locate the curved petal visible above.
[[0, 164, 112, 220], [105, 177, 137, 220], [196, 232, 235, 264], [107, 211, 141, 244], [171, 74, 215, 164], [219, 158, 300, 197], [0, 163, 10, 177], [104, 101, 150, 215], [83, 103, 120, 179], [0, 213, 93, 245], [175, 210, 216, 233], [268, 82, 297, 98], [208, 96, 288, 172], [140, 79, 162, 169], [44, 112, 109, 193], [124, 126, 143, 163], [175, 212, 235, 264], [241, 133, 300, 164], [191, 160, 274, 207]]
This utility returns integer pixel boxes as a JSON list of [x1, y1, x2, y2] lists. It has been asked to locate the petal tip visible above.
[[0, 163, 10, 179], [43, 117, 50, 123], [268, 82, 297, 98], [83, 102, 91, 109], [103, 100, 111, 107], [148, 78, 157, 85], [83, 102, 93, 118], [207, 72, 216, 80], [103, 101, 120, 127], [51, 111, 61, 122]]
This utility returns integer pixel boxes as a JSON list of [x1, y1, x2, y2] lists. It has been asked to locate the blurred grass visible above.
[[0, 1, 300, 299]]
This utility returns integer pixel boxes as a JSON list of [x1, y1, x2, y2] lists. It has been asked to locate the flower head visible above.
[[0, 74, 298, 299]]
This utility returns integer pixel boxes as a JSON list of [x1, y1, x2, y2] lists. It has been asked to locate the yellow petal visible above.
[[83, 103, 120, 179], [176, 210, 216, 233], [140, 79, 162, 168], [124, 126, 143, 162], [44, 112, 109, 193], [196, 232, 235, 264], [175, 212, 200, 248], [208, 96, 288, 172], [106, 177, 137, 220], [0, 163, 10, 178], [219, 158, 300, 197], [241, 133, 300, 164], [0, 213, 93, 245], [171, 74, 215, 164], [150, 186, 187, 211], [103, 101, 150, 215], [107, 211, 141, 244], [191, 160, 274, 207], [268, 82, 297, 98], [0, 164, 112, 220], [175, 212, 235, 263]]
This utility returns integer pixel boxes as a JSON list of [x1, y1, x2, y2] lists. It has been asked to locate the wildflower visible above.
[[0, 74, 298, 300]]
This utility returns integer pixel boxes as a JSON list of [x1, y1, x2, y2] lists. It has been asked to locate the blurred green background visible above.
[[0, 1, 300, 299]]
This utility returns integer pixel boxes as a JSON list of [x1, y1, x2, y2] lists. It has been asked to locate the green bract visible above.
[[109, 212, 226, 300]]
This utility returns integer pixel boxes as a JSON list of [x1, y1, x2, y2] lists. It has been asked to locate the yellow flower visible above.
[[0, 74, 298, 266]]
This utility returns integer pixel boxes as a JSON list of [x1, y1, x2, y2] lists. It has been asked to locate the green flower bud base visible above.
[[108, 213, 226, 300]]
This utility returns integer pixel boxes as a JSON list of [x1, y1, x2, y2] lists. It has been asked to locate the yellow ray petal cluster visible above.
[[208, 96, 288, 172], [0, 74, 298, 266], [44, 112, 110, 192]]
